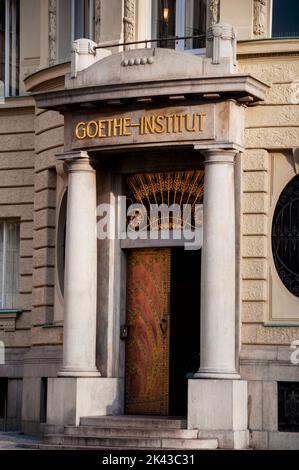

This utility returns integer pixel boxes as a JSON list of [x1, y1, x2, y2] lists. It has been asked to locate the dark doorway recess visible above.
[[169, 248, 201, 416], [0, 378, 8, 420]]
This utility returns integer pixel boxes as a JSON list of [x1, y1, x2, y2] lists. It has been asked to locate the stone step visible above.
[[44, 434, 218, 450], [40, 424, 64, 436], [65, 425, 199, 439], [37, 443, 217, 451], [79, 416, 187, 429]]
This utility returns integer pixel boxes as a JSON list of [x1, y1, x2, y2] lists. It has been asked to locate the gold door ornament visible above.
[[126, 170, 204, 231]]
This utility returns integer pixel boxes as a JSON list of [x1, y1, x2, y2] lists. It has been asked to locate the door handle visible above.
[[160, 317, 168, 335]]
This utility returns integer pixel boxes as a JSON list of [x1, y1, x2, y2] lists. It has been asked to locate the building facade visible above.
[[0, 0, 299, 450]]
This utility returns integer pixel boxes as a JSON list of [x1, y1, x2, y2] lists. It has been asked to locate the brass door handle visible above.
[[160, 318, 168, 335]]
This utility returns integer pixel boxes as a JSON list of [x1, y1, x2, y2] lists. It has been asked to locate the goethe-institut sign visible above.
[[75, 110, 207, 140], [65, 103, 232, 150]]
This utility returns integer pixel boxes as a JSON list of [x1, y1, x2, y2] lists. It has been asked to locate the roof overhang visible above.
[[32, 48, 269, 112]]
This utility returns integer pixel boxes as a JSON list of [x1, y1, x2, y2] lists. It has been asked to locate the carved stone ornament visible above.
[[0, 311, 20, 332], [209, 0, 220, 26], [207, 23, 237, 66], [124, 0, 135, 47], [253, 0, 267, 36], [95, 0, 101, 44], [49, 0, 57, 65]]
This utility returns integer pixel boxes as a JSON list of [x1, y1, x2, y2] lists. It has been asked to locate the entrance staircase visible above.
[[42, 416, 218, 450]]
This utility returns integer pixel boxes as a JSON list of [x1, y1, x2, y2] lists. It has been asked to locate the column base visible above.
[[58, 367, 101, 378], [188, 379, 249, 449], [47, 377, 124, 426], [194, 368, 241, 380]]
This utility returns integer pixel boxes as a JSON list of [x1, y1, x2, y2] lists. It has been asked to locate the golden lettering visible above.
[[197, 112, 206, 131], [86, 121, 99, 138], [98, 119, 107, 138], [184, 114, 197, 132], [106, 118, 114, 137], [75, 121, 87, 139], [173, 115, 179, 133], [165, 114, 175, 133], [113, 118, 123, 137], [75, 111, 206, 139], [143, 116, 155, 134], [140, 116, 145, 134], [123, 117, 132, 136], [154, 115, 166, 134]]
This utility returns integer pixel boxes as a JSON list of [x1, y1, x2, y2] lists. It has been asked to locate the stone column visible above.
[[189, 149, 248, 449], [57, 151, 100, 377], [195, 149, 239, 379], [47, 151, 123, 427]]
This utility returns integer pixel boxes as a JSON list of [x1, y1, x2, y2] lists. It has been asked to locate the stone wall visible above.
[[239, 51, 299, 345], [32, 107, 64, 342], [0, 98, 35, 429], [20, 106, 64, 435], [238, 45, 299, 450], [0, 100, 35, 350]]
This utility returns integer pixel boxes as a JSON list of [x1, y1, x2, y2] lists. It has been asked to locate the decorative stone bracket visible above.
[[71, 39, 111, 78], [206, 23, 237, 69], [0, 310, 22, 332]]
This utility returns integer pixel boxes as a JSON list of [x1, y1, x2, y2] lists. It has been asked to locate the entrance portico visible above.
[[34, 26, 268, 448]]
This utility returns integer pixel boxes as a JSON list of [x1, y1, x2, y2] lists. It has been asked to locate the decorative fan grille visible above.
[[272, 174, 299, 297], [126, 171, 204, 231]]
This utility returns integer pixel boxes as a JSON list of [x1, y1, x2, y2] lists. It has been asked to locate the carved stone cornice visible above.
[[49, 0, 57, 65], [123, 0, 135, 47], [0, 310, 22, 332], [253, 0, 267, 36]]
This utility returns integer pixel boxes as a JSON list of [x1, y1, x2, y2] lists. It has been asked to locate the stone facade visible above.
[[0, 0, 298, 449]]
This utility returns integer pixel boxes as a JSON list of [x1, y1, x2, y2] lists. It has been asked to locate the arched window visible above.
[[272, 175, 299, 297]]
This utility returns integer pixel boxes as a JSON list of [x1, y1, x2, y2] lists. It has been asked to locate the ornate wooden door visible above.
[[125, 248, 171, 415]]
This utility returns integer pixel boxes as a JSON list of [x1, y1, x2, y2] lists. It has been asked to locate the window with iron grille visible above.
[[278, 382, 299, 432], [271, 175, 299, 297]]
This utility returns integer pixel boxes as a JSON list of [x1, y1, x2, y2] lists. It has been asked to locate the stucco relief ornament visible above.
[[49, 0, 57, 65], [253, 0, 267, 35], [123, 0, 135, 48], [94, 0, 101, 44], [209, 0, 220, 26]]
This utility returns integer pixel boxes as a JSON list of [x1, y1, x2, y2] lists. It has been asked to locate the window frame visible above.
[[71, 0, 95, 43], [150, 0, 206, 55], [1, 0, 19, 97], [0, 220, 20, 311], [271, 0, 299, 39]]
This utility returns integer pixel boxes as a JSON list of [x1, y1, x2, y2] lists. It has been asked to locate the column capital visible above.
[[56, 151, 95, 174], [202, 148, 238, 165]]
